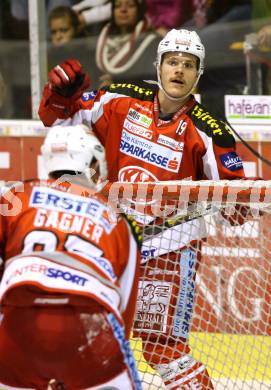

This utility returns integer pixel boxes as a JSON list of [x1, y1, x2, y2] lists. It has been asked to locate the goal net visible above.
[[107, 179, 271, 390]]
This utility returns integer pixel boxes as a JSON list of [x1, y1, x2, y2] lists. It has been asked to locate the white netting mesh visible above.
[[109, 180, 271, 390]]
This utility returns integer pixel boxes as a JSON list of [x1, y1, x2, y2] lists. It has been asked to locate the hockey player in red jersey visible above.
[[38, 29, 249, 389], [0, 125, 142, 390]]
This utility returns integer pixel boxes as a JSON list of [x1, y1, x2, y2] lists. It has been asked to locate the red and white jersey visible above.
[[0, 180, 141, 336], [39, 83, 246, 183], [39, 83, 246, 255]]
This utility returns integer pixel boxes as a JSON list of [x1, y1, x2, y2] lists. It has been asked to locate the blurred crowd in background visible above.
[[0, 0, 271, 119]]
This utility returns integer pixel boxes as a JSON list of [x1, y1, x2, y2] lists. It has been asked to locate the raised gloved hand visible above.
[[48, 58, 91, 99]]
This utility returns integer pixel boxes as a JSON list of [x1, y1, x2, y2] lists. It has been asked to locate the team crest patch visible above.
[[220, 152, 243, 171]]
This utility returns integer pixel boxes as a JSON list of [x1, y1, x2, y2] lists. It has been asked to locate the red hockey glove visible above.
[[48, 58, 91, 99]]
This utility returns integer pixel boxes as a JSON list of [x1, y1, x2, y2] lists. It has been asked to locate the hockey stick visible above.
[[142, 200, 271, 237], [143, 202, 220, 237], [110, 179, 271, 238]]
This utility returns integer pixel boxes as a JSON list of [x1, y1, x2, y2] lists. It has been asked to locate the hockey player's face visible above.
[[160, 52, 198, 98]]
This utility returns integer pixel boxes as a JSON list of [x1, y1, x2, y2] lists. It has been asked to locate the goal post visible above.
[[105, 180, 271, 390]]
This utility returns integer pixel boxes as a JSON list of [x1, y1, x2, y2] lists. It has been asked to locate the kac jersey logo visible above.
[[118, 166, 158, 183]]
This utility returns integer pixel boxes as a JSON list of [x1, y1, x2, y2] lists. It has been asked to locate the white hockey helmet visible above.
[[156, 28, 205, 75], [41, 124, 96, 175]]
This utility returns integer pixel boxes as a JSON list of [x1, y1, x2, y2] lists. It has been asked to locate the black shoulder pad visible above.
[[122, 214, 142, 249], [103, 83, 156, 101], [188, 103, 236, 148]]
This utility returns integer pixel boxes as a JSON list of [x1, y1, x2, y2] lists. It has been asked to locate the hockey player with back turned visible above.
[[0, 124, 142, 390], [39, 29, 248, 390]]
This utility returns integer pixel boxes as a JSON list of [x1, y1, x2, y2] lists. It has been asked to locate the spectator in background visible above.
[[48, 6, 83, 46], [72, 0, 112, 35], [189, 0, 208, 30], [72, 0, 193, 38], [95, 0, 158, 88], [144, 0, 192, 37]]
